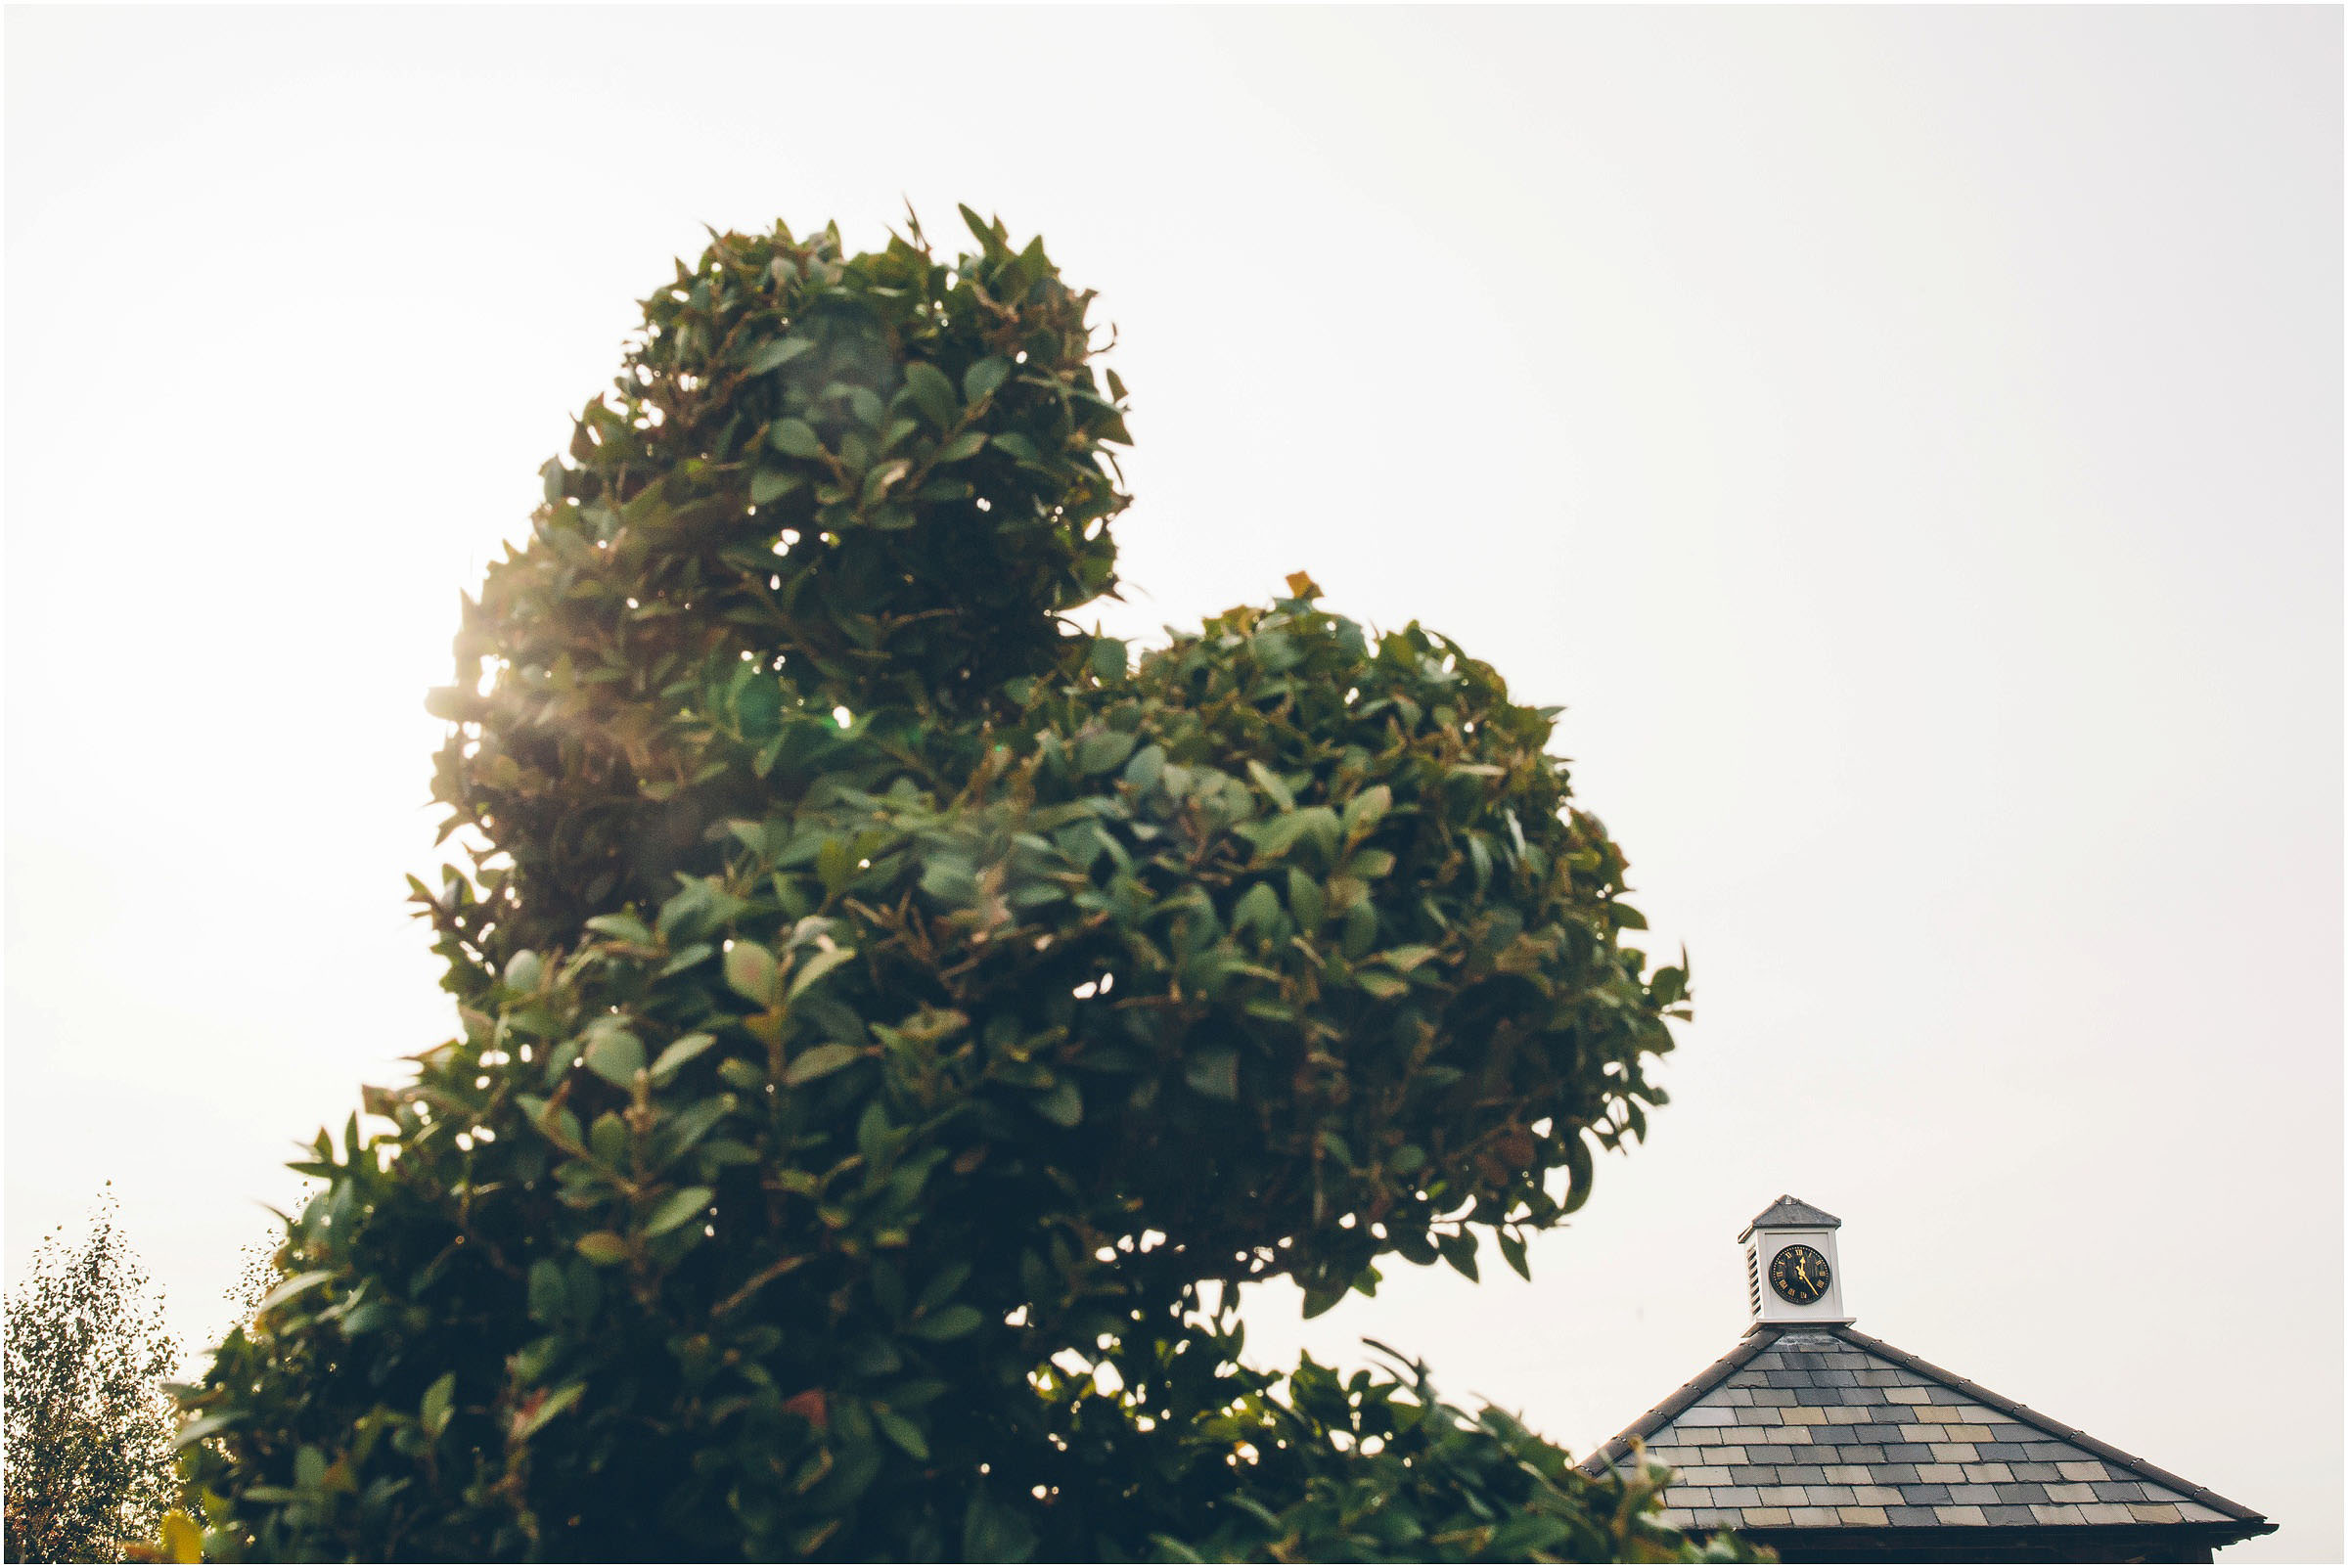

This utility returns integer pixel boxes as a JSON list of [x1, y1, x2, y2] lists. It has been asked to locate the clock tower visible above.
[[1739, 1193, 1853, 1326]]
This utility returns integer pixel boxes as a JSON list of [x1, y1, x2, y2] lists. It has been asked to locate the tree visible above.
[[173, 211, 1741, 1561], [6, 1189, 180, 1563]]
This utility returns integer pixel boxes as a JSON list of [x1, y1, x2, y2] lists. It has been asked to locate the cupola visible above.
[[1739, 1193, 1852, 1326]]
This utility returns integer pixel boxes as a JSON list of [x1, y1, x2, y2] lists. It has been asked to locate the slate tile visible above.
[[1711, 1487, 1761, 1507], [1886, 1506, 1940, 1527], [2011, 1462, 2061, 1482], [1742, 1507, 1792, 1527], [1790, 1507, 1843, 1527], [1816, 1370, 1859, 1388], [1667, 1487, 1713, 1507], [1757, 1486, 1806, 1506], [1868, 1464, 1920, 1485], [1769, 1427, 1814, 1446], [1885, 1387, 1933, 1405], [1857, 1369, 1902, 1387], [2045, 1483, 2099, 1504], [2179, 1504, 2228, 1524], [1946, 1424, 1994, 1441], [1935, 1504, 1988, 1526], [1729, 1466, 1778, 1486], [1696, 1447, 1748, 1465], [2129, 1503, 2183, 1525], [1916, 1465, 1964, 1483], [1677, 1406, 1738, 1427], [1976, 1443, 2028, 1460], [1962, 1463, 2014, 1484], [2055, 1461, 2110, 1483], [1853, 1485, 1905, 1505], [2141, 1486, 2186, 1504], [2081, 1504, 2137, 1526], [1949, 1485, 2001, 1504], [1764, 1370, 1815, 1389], [1928, 1444, 1980, 1463], [1679, 1466, 1733, 1487], [1715, 1388, 1755, 1407], [2032, 1503, 2089, 1526], [1982, 1505, 2038, 1526], [1833, 1446, 1888, 1465], [1882, 1444, 1933, 1463], [1898, 1424, 1950, 1443], [1836, 1505, 1891, 1526], [1746, 1446, 1795, 1463], [1688, 1508, 1737, 1529], [1822, 1465, 1871, 1486], [1806, 1485, 1857, 1504], [1852, 1424, 1907, 1443], [2021, 1442, 2076, 1460], [1987, 1423, 2039, 1443], [2005, 1482, 2051, 1503], [1899, 1484, 1953, 1505], [2092, 1481, 2145, 1503]]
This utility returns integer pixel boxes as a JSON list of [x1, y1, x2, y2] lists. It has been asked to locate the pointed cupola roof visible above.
[[1738, 1194, 1842, 1239]]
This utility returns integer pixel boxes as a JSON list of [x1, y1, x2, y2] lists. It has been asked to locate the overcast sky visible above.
[[7, 7, 2338, 1559]]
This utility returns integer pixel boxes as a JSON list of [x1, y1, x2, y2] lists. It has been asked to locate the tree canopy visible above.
[[171, 210, 1732, 1562], [7, 1190, 180, 1563]]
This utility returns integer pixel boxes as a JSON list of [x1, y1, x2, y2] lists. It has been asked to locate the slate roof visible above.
[[1579, 1323, 2271, 1547], [1738, 1195, 1842, 1237]]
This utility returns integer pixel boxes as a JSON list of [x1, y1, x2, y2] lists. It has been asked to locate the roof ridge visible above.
[[1576, 1326, 1782, 1475], [1828, 1323, 2266, 1525]]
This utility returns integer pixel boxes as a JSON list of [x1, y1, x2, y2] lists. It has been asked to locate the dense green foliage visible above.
[[173, 212, 1734, 1561], [6, 1191, 179, 1562]]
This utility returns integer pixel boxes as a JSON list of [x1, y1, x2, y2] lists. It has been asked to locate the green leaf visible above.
[[875, 1406, 930, 1460], [785, 1043, 860, 1086], [1436, 1229, 1480, 1281], [421, 1371, 457, 1438], [962, 357, 1012, 404], [909, 1304, 983, 1342], [903, 361, 958, 426], [750, 468, 803, 506], [1034, 1079, 1082, 1127], [253, 1270, 335, 1317], [1498, 1228, 1532, 1281], [769, 418, 825, 459], [650, 1032, 717, 1084], [990, 430, 1042, 464], [934, 429, 987, 464], [583, 1028, 645, 1087], [574, 1232, 629, 1267], [526, 1260, 566, 1326], [788, 944, 858, 1003], [1089, 637, 1127, 682], [1246, 759, 1296, 812], [510, 1381, 585, 1443], [645, 1186, 714, 1237], [584, 913, 653, 944], [173, 1410, 246, 1450], [1075, 729, 1136, 775], [725, 942, 780, 1007], [1184, 1048, 1239, 1101], [504, 950, 543, 993], [744, 336, 814, 376], [1341, 784, 1392, 837]]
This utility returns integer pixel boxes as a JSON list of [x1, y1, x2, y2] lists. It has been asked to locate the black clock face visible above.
[[1768, 1244, 1831, 1305]]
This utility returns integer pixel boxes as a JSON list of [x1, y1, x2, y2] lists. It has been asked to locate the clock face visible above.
[[1768, 1244, 1831, 1305]]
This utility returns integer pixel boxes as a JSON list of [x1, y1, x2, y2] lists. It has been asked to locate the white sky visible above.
[[6, 7, 2337, 1559]]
